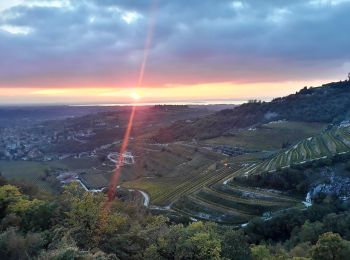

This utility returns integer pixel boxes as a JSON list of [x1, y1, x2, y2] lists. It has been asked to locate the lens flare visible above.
[[104, 1, 158, 210], [106, 105, 136, 202]]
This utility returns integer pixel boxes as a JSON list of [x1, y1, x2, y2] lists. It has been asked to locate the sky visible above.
[[0, 0, 350, 105]]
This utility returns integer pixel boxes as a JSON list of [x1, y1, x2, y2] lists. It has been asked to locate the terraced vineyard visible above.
[[126, 164, 239, 206], [172, 165, 301, 224], [173, 124, 350, 224], [123, 159, 299, 224], [245, 125, 350, 176], [124, 124, 350, 224]]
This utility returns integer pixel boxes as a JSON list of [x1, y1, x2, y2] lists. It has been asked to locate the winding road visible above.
[[76, 179, 150, 206]]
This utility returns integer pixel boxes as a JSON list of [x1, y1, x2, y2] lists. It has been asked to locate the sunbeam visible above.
[[105, 1, 158, 208]]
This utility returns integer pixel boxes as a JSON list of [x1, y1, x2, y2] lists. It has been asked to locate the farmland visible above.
[[123, 153, 302, 224], [123, 123, 350, 224], [0, 158, 108, 192], [244, 124, 350, 176], [170, 164, 301, 224], [203, 121, 326, 150], [0, 161, 53, 191]]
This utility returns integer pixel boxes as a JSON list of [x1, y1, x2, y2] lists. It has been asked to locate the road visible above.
[[138, 190, 150, 206], [76, 178, 150, 206]]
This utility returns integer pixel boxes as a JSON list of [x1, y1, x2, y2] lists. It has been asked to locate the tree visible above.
[[290, 221, 325, 246], [251, 245, 271, 260], [221, 229, 251, 260], [0, 184, 42, 218], [311, 232, 350, 260], [0, 185, 22, 217], [63, 184, 128, 249], [21, 201, 59, 232], [0, 228, 44, 260], [150, 221, 222, 260], [189, 232, 221, 260]]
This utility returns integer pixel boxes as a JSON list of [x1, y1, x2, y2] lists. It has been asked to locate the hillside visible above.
[[230, 122, 350, 197], [154, 80, 350, 142], [244, 123, 350, 176], [130, 123, 350, 224]]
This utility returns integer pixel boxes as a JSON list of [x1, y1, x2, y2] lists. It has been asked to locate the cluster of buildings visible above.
[[0, 126, 98, 161], [0, 127, 48, 160]]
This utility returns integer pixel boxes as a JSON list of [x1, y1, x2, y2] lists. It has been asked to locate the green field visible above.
[[203, 121, 326, 150], [0, 161, 53, 191], [0, 157, 106, 191]]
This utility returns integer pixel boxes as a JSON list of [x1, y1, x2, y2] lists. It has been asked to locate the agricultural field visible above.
[[203, 121, 326, 150], [0, 158, 108, 191], [171, 164, 302, 224], [0, 161, 53, 191], [123, 157, 302, 224], [123, 123, 350, 224], [122, 143, 226, 205], [245, 124, 350, 176]]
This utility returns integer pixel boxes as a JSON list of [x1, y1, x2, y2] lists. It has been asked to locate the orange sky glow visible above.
[[0, 79, 335, 105]]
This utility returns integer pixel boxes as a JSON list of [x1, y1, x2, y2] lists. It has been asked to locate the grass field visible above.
[[0, 157, 107, 191], [0, 161, 53, 191]]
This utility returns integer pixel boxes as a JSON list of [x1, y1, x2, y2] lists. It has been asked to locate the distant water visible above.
[[71, 100, 248, 107]]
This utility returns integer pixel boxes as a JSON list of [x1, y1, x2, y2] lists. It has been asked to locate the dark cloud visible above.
[[0, 0, 350, 87]]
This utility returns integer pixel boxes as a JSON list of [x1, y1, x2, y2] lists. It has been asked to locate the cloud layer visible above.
[[1, 0, 350, 88]]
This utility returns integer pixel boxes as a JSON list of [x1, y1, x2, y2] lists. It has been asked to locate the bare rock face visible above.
[[307, 169, 350, 204]]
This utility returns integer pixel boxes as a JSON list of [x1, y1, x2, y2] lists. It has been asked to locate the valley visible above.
[[1, 81, 350, 226]]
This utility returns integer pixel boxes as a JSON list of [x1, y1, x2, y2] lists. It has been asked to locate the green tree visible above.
[[311, 232, 350, 260], [176, 222, 222, 259], [0, 185, 22, 217], [251, 245, 271, 260], [221, 229, 251, 260], [189, 232, 221, 260], [21, 201, 59, 232], [64, 184, 127, 249], [290, 221, 324, 246]]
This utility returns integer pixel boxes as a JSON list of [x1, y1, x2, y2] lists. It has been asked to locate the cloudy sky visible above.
[[0, 0, 349, 104]]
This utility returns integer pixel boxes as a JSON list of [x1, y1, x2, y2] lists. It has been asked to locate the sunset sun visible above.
[[131, 91, 141, 100]]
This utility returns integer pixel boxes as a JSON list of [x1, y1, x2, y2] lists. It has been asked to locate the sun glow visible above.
[[131, 91, 141, 100]]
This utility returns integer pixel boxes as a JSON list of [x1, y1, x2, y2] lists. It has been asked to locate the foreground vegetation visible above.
[[1, 178, 350, 259]]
